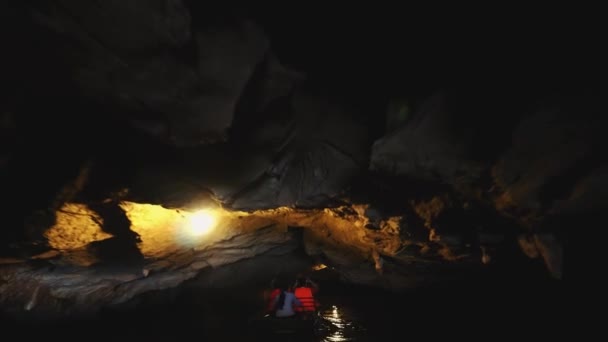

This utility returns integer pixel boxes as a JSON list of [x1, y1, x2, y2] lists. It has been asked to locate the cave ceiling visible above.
[[1, 0, 604, 317]]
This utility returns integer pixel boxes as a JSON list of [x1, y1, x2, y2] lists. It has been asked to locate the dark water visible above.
[[3, 269, 578, 341]]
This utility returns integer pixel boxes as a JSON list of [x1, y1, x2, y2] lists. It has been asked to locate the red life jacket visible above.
[[294, 287, 316, 312], [266, 288, 281, 312]]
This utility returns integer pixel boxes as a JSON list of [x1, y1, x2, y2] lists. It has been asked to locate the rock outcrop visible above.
[[0, 0, 596, 321], [372, 91, 607, 278]]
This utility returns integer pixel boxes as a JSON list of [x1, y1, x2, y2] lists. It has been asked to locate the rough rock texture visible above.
[[1, 205, 298, 317], [372, 91, 607, 278], [492, 97, 606, 224], [0, 0, 596, 321], [3, 0, 370, 215], [253, 205, 483, 290], [228, 92, 370, 209], [1, 201, 494, 317], [371, 92, 486, 184], [29, 0, 274, 146], [119, 89, 370, 211]]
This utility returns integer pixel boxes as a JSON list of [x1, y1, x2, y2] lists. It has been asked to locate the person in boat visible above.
[[293, 274, 319, 318], [264, 277, 282, 315], [273, 278, 302, 318]]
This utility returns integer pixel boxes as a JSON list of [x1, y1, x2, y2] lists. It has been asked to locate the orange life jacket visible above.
[[294, 287, 316, 312]]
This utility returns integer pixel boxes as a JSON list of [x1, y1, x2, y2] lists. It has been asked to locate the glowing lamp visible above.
[[188, 210, 216, 236]]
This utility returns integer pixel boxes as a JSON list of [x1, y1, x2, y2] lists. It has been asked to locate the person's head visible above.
[[274, 277, 290, 310]]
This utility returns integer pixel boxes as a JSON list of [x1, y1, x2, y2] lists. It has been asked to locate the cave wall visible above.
[[371, 90, 607, 278], [1, 1, 604, 284]]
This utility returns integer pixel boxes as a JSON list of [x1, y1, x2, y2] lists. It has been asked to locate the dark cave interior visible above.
[[0, 1, 605, 340]]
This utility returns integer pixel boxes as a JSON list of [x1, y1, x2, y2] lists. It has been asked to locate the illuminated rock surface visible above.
[[0, 0, 600, 328]]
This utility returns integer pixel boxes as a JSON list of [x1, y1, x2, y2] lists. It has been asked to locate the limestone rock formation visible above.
[[0, 0, 595, 323]]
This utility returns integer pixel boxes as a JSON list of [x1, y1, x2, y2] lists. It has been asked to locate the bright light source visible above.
[[188, 210, 216, 236], [312, 263, 328, 271]]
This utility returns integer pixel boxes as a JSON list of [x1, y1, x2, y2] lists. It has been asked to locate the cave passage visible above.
[[1, 1, 601, 339]]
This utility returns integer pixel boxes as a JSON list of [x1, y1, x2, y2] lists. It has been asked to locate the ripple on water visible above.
[[319, 305, 367, 342]]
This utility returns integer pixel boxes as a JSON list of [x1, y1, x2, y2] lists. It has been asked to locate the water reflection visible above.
[[319, 305, 363, 341]]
